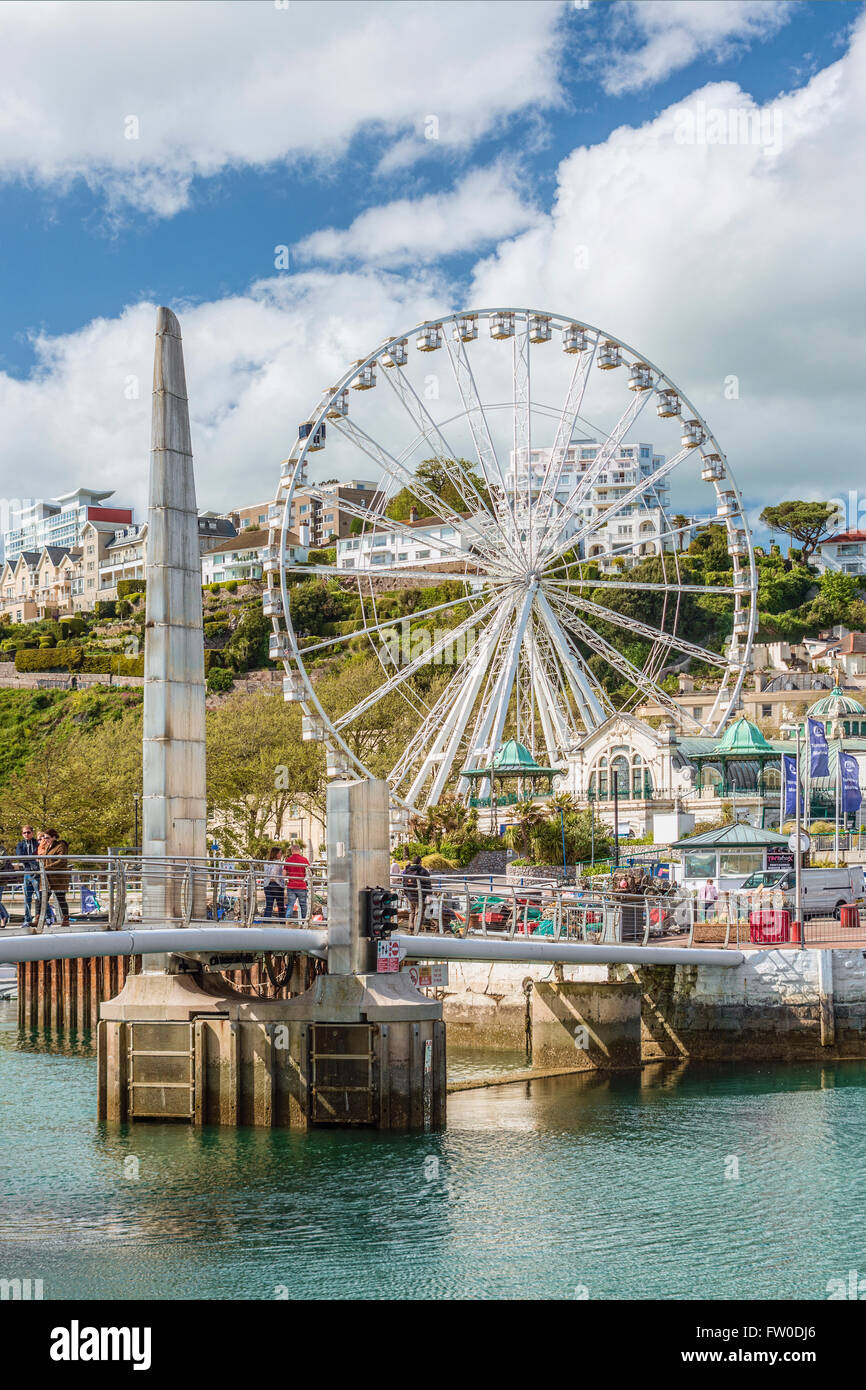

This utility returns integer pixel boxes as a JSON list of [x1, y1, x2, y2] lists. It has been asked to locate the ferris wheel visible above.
[[264, 308, 757, 811]]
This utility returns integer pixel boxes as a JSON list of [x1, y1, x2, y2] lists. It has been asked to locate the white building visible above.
[[4, 488, 135, 562], [336, 512, 474, 571], [202, 527, 308, 585], [814, 531, 866, 576], [504, 439, 675, 564]]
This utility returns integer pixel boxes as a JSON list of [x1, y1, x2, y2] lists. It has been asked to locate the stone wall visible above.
[[439, 950, 866, 1063], [0, 661, 143, 690], [619, 948, 866, 1061]]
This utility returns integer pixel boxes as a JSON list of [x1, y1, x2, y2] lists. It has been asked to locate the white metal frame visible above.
[[266, 308, 758, 811]]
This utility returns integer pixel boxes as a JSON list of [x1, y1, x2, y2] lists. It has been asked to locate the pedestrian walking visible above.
[[14, 823, 41, 926], [262, 847, 285, 919], [698, 877, 719, 922], [402, 855, 432, 933], [283, 841, 310, 920], [40, 829, 71, 927]]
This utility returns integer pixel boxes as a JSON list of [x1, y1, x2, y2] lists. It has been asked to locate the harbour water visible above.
[[2, 1001, 865, 1301]]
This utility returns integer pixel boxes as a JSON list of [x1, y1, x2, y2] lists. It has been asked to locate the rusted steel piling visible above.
[[17, 952, 321, 1033]]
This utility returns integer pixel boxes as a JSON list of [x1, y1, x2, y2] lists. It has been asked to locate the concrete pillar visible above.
[[326, 778, 390, 976], [141, 307, 207, 960], [531, 980, 642, 1069]]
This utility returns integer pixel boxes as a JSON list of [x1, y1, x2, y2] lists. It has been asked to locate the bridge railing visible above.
[[0, 855, 327, 933]]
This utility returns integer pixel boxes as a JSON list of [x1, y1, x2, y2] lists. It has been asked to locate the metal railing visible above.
[[2, 855, 863, 954], [0, 854, 327, 934]]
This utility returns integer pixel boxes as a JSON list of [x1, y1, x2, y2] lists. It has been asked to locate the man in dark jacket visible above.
[[402, 856, 432, 933], [14, 823, 40, 926]]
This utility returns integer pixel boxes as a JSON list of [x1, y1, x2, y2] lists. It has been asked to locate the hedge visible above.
[[117, 579, 146, 599], [15, 645, 84, 672], [94, 599, 117, 619], [14, 647, 145, 676]]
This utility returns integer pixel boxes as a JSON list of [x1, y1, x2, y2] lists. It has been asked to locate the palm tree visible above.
[[504, 800, 550, 859], [672, 514, 689, 552], [551, 792, 578, 815]]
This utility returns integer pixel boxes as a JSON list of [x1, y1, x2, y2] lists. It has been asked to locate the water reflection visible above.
[[3, 1001, 866, 1300]]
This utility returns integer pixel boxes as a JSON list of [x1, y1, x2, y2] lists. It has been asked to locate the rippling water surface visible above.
[[2, 1000, 865, 1300]]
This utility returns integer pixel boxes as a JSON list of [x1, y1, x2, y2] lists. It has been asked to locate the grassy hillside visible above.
[[0, 687, 142, 786]]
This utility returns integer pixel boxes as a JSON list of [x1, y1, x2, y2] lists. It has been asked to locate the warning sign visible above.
[[376, 939, 400, 972]]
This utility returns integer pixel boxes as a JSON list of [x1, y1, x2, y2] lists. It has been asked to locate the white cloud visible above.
[[0, 268, 453, 517], [468, 15, 866, 508], [294, 162, 542, 267], [2, 12, 865, 521], [0, 0, 564, 216], [599, 0, 796, 95]]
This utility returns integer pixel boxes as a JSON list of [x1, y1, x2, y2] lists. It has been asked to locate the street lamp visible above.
[[132, 793, 140, 851]]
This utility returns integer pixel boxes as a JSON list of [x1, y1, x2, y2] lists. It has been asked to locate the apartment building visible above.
[[815, 531, 866, 576], [336, 511, 474, 571], [503, 439, 676, 564], [3, 488, 134, 562], [202, 527, 308, 585], [287, 480, 380, 548]]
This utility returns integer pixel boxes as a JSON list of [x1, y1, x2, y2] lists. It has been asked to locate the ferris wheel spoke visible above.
[[563, 444, 697, 563], [552, 603, 703, 729], [377, 358, 499, 528], [513, 319, 532, 561], [328, 415, 504, 566], [544, 576, 746, 597], [531, 340, 598, 548], [533, 589, 609, 732], [295, 589, 489, 657], [538, 381, 657, 562], [547, 589, 729, 669], [525, 624, 577, 762], [332, 592, 503, 732], [402, 603, 516, 805], [441, 330, 512, 528]]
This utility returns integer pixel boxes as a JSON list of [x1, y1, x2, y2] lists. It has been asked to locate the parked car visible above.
[[737, 866, 862, 919]]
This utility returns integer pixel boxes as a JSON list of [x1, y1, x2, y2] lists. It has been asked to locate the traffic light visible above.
[[363, 885, 399, 939]]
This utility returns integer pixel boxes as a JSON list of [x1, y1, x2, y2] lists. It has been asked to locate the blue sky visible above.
[[0, 0, 863, 523]]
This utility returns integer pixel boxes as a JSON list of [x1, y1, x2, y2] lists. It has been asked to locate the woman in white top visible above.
[[263, 847, 285, 919]]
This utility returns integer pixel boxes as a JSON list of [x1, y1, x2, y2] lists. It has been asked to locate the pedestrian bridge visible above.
[[0, 854, 754, 967]]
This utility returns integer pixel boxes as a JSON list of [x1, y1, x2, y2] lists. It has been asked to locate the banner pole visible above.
[[795, 724, 803, 945]]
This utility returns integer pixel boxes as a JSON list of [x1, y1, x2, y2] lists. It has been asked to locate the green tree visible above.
[[206, 691, 324, 855], [759, 501, 838, 565]]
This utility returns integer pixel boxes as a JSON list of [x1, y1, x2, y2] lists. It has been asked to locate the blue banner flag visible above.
[[807, 717, 830, 779], [840, 752, 862, 814], [783, 753, 803, 817]]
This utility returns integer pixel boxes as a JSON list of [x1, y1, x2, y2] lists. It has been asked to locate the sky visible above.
[[0, 0, 863, 536]]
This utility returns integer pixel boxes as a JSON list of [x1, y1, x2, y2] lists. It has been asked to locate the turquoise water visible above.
[[2, 1000, 866, 1300]]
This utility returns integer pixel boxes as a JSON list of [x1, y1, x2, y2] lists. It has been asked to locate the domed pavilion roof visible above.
[[807, 685, 866, 720], [714, 716, 773, 754]]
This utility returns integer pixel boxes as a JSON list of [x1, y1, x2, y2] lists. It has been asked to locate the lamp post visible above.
[[588, 786, 596, 868], [132, 793, 140, 852], [612, 771, 620, 870]]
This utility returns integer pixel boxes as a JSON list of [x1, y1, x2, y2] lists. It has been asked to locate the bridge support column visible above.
[[97, 778, 445, 1129]]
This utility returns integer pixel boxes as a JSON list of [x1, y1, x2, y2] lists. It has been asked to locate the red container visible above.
[[749, 910, 790, 944], [841, 903, 861, 930]]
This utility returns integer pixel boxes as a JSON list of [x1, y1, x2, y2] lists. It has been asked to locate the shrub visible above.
[[111, 654, 144, 677], [207, 667, 234, 693], [94, 599, 117, 619], [38, 635, 56, 648], [421, 853, 459, 872], [117, 579, 146, 599], [15, 644, 84, 672], [204, 620, 230, 640], [225, 580, 238, 593], [209, 583, 220, 595]]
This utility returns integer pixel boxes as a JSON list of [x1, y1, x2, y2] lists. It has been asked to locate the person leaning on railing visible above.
[[262, 847, 286, 919], [283, 841, 310, 920]]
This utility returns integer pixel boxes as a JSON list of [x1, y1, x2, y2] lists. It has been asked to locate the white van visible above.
[[737, 866, 862, 918]]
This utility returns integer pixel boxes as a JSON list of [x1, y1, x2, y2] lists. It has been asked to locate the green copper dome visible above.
[[715, 716, 773, 754], [807, 685, 866, 719]]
